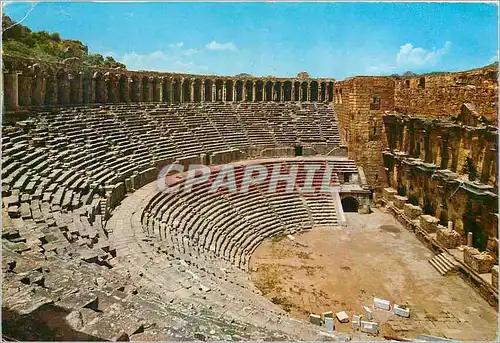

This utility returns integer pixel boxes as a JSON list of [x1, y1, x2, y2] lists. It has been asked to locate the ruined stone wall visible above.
[[383, 114, 498, 255], [334, 77, 394, 191], [394, 65, 498, 124]]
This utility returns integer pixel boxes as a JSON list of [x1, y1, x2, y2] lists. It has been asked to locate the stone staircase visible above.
[[429, 252, 459, 276]]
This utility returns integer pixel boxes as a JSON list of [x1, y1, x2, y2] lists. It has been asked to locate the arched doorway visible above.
[[341, 196, 359, 212]]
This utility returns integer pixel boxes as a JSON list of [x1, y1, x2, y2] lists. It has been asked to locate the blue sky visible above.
[[3, 1, 498, 79]]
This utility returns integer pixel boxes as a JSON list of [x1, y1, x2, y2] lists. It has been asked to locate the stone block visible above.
[[419, 214, 439, 233], [393, 304, 410, 318], [383, 188, 397, 202], [324, 317, 335, 332], [492, 265, 498, 289], [374, 297, 390, 310], [436, 228, 462, 249], [463, 247, 495, 273], [309, 313, 321, 326], [360, 321, 379, 335], [393, 195, 408, 209], [335, 311, 349, 323], [321, 311, 333, 319], [363, 305, 373, 320], [352, 314, 361, 330], [403, 203, 423, 220]]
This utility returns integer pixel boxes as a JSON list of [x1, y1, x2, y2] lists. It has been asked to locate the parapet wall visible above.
[[2, 56, 334, 111], [394, 65, 498, 124]]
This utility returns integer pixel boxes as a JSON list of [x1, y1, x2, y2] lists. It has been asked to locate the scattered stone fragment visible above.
[[335, 311, 349, 323]]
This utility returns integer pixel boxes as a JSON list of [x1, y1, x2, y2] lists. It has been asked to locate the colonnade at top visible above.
[[3, 58, 335, 110]]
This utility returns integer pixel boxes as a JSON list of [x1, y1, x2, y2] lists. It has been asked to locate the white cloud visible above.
[[367, 41, 452, 75], [168, 42, 184, 48], [205, 41, 237, 51], [396, 41, 451, 67], [118, 50, 206, 73]]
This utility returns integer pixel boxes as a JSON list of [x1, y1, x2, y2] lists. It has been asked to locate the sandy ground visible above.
[[249, 208, 498, 341]]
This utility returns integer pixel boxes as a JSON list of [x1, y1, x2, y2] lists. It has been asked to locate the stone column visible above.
[[307, 82, 311, 102], [291, 83, 295, 102], [158, 79, 164, 102], [3, 71, 20, 111], [179, 79, 184, 103], [271, 83, 276, 101], [223, 81, 227, 102], [233, 82, 237, 102], [252, 81, 256, 102], [190, 79, 195, 102], [299, 84, 303, 102], [201, 80, 206, 102], [211, 80, 216, 102], [280, 83, 284, 102], [318, 83, 323, 102], [242, 81, 247, 102]]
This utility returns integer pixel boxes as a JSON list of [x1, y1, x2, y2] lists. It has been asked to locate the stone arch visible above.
[[293, 82, 301, 101], [130, 75, 141, 102], [310, 81, 318, 102], [283, 81, 292, 101], [82, 70, 92, 104], [274, 81, 282, 101], [255, 80, 264, 101], [235, 80, 243, 102], [162, 77, 171, 102], [245, 80, 253, 102], [118, 74, 129, 103], [182, 78, 191, 102], [152, 77, 161, 102], [69, 71, 83, 104], [105, 72, 118, 103], [93, 71, 106, 103], [320, 82, 327, 102], [341, 196, 359, 212], [265, 81, 273, 102], [193, 78, 202, 102], [171, 78, 181, 102], [142, 76, 151, 102], [56, 69, 70, 105], [225, 80, 234, 102], [327, 82, 334, 102], [203, 79, 213, 102], [215, 79, 223, 101], [301, 81, 308, 102]]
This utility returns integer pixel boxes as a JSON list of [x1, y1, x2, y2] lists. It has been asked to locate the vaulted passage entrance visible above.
[[341, 196, 359, 212]]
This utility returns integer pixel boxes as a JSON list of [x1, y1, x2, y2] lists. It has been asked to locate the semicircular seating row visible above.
[[1, 102, 346, 264], [141, 158, 362, 271], [1, 102, 355, 340]]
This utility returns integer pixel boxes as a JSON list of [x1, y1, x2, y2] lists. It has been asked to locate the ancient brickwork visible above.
[[334, 77, 394, 190], [394, 64, 498, 124], [382, 113, 498, 256], [3, 56, 334, 111]]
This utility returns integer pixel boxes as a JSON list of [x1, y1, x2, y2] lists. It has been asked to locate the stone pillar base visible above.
[[436, 228, 461, 248]]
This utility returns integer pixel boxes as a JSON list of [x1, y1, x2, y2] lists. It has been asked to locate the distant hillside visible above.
[[2, 14, 126, 69]]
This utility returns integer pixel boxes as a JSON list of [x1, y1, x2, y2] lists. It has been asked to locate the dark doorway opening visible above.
[[341, 196, 359, 212], [295, 145, 303, 156]]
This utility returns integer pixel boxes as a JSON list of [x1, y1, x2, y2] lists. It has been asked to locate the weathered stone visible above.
[[374, 297, 390, 310], [492, 265, 498, 289], [419, 215, 439, 233], [436, 228, 462, 249], [463, 247, 495, 273], [403, 203, 422, 220], [335, 311, 349, 323], [393, 195, 408, 210]]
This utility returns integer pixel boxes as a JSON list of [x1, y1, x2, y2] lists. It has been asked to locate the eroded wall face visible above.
[[383, 113, 498, 255], [394, 65, 498, 124], [334, 77, 394, 191]]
